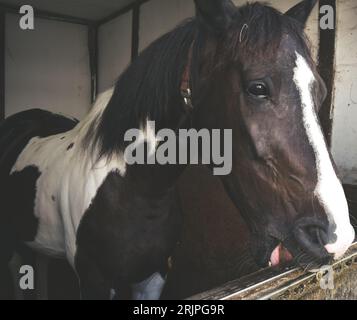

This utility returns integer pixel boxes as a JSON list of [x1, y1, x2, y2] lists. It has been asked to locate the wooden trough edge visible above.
[[188, 242, 357, 300]]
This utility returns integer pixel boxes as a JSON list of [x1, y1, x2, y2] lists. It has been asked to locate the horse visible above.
[[0, 0, 355, 300]]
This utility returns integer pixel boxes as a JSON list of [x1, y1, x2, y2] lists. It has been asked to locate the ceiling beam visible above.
[[98, 0, 150, 26], [0, 2, 95, 26], [0, 1, 155, 27]]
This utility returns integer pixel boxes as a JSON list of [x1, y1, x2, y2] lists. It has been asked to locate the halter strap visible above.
[[173, 43, 195, 132], [180, 43, 194, 111]]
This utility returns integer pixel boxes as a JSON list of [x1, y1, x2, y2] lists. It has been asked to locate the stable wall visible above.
[[5, 14, 91, 119], [97, 11, 132, 93], [331, 0, 357, 181], [139, 0, 195, 52]]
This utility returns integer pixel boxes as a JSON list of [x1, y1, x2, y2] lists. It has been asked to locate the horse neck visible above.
[[124, 115, 191, 194], [74, 87, 188, 193]]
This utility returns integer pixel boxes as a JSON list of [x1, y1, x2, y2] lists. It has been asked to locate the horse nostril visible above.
[[293, 218, 330, 259]]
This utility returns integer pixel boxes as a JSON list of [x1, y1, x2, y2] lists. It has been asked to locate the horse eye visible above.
[[247, 82, 269, 99]]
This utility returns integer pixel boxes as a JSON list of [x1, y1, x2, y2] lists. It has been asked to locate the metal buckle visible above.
[[181, 88, 193, 110]]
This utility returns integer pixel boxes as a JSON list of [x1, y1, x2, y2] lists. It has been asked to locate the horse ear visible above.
[[194, 0, 235, 33], [285, 0, 318, 26]]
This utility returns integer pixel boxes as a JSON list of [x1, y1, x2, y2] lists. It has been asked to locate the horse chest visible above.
[[76, 172, 181, 282], [78, 209, 179, 283], [10, 134, 126, 263], [10, 132, 180, 280]]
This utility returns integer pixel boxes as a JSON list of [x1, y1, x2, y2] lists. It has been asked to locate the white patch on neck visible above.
[[293, 52, 354, 259]]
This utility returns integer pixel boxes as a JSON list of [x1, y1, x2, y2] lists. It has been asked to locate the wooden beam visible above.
[[0, 9, 4, 121], [317, 0, 337, 147], [0, 3, 94, 26]]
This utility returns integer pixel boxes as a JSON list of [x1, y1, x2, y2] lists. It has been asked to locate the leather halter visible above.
[[180, 44, 194, 112], [173, 43, 195, 132]]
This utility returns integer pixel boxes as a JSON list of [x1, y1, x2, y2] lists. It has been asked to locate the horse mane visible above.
[[83, 2, 311, 159]]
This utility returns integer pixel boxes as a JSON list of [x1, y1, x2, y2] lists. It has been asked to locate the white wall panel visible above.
[[331, 0, 357, 181], [98, 12, 132, 93], [5, 14, 91, 119], [139, 0, 195, 51]]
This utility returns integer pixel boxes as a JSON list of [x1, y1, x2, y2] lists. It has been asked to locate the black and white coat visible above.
[[2, 89, 180, 300]]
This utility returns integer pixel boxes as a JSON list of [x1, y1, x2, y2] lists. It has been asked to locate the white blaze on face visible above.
[[293, 52, 355, 259]]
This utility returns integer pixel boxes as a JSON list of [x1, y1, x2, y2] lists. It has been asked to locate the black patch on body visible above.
[[67, 143, 74, 150], [6, 167, 41, 240], [0, 109, 78, 251], [75, 172, 182, 290]]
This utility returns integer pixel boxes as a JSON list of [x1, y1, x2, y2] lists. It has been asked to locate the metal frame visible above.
[[131, 3, 141, 60], [88, 25, 98, 103], [188, 243, 357, 300], [98, 0, 150, 26]]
